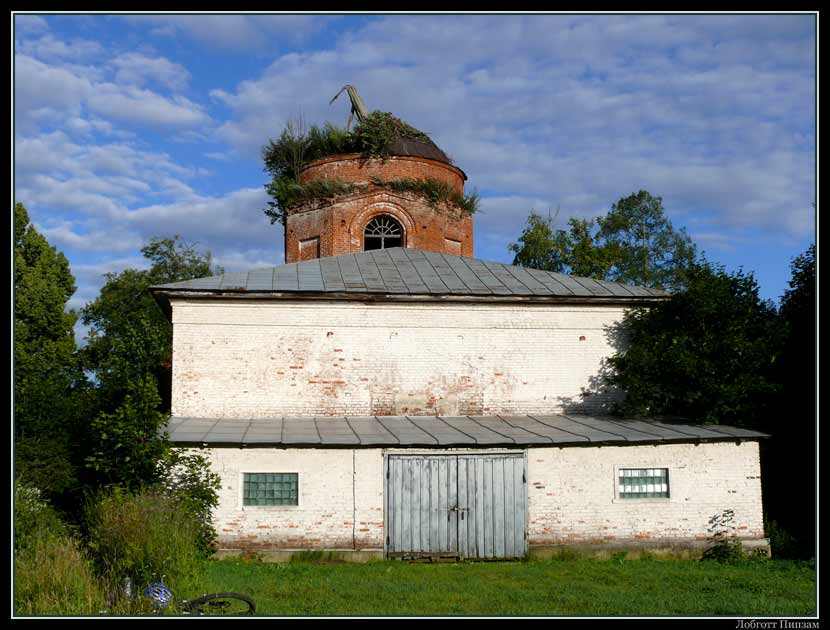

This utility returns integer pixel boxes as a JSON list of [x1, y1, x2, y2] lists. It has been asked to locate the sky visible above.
[[13, 13, 816, 343]]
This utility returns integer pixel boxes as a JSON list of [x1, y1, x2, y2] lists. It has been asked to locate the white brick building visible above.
[[151, 249, 767, 559]]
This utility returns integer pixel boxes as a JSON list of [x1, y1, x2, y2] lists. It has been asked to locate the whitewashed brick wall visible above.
[[200, 447, 385, 550], [171, 299, 628, 418], [527, 441, 765, 544], [198, 442, 764, 550]]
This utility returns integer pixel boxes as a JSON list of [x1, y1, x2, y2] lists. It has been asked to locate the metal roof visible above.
[[166, 414, 767, 448], [150, 249, 668, 300], [386, 137, 453, 165]]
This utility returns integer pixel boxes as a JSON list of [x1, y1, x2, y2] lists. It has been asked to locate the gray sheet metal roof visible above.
[[150, 249, 668, 300], [166, 415, 768, 448]]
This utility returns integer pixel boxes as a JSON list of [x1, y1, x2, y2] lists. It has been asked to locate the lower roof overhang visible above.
[[165, 414, 768, 450]]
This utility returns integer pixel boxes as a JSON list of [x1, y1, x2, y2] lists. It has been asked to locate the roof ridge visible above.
[[150, 249, 670, 297]]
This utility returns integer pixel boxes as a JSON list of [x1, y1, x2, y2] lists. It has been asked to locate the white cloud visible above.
[[109, 52, 191, 91], [129, 14, 334, 50], [86, 84, 209, 128], [13, 14, 815, 319], [16, 33, 103, 62], [15, 49, 210, 132], [14, 14, 49, 34]]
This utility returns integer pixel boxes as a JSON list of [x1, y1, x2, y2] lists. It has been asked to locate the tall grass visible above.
[[14, 482, 105, 616], [15, 536, 106, 616], [84, 487, 203, 595]]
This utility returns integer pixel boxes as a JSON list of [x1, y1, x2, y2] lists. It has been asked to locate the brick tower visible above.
[[283, 146, 473, 264]]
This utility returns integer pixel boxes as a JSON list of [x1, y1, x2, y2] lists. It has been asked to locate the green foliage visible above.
[[761, 243, 816, 559], [14, 532, 105, 616], [81, 235, 221, 412], [509, 191, 696, 290], [75, 235, 223, 552], [156, 448, 222, 554], [372, 176, 480, 214], [701, 539, 748, 564], [603, 260, 779, 426], [597, 190, 697, 291], [352, 111, 434, 158], [265, 176, 360, 223], [262, 112, 449, 225], [14, 202, 84, 497], [509, 210, 565, 272], [509, 211, 615, 277], [14, 481, 71, 551], [84, 376, 170, 489], [14, 481, 105, 616], [85, 487, 204, 594]]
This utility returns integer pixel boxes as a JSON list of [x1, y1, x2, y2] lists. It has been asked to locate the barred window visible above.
[[364, 215, 403, 250], [243, 473, 298, 506], [618, 468, 669, 499]]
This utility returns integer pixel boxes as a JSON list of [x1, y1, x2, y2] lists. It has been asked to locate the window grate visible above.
[[618, 468, 669, 499], [243, 473, 298, 506], [364, 215, 403, 250]]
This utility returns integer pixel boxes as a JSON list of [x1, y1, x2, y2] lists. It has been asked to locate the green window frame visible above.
[[618, 468, 669, 499], [242, 473, 298, 506]]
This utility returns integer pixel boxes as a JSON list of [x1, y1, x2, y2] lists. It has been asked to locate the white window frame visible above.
[[238, 470, 302, 511], [613, 466, 671, 503]]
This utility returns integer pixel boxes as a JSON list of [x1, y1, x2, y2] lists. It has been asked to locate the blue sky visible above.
[[14, 13, 816, 341]]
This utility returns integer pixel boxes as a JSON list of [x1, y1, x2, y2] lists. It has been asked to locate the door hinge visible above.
[[523, 471, 526, 483], [386, 470, 389, 479]]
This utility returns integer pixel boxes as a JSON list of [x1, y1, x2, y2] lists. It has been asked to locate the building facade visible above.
[[152, 144, 767, 559]]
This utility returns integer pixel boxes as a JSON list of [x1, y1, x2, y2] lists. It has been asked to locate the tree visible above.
[[509, 191, 695, 289], [509, 210, 566, 272], [509, 211, 615, 278], [81, 235, 221, 412], [13, 203, 83, 496], [762, 244, 816, 558], [597, 190, 697, 291], [602, 259, 780, 427], [80, 236, 220, 487]]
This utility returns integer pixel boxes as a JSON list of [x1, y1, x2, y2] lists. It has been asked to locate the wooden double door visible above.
[[385, 454, 527, 560]]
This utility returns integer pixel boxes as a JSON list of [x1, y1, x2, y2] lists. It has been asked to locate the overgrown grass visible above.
[[14, 482, 106, 616], [14, 534, 107, 616], [187, 557, 816, 617], [372, 176, 480, 214], [85, 487, 204, 596]]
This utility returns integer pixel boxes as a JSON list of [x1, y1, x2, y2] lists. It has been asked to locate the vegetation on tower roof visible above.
[[262, 112, 469, 226]]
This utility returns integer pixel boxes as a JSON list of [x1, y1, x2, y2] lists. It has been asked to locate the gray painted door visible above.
[[386, 454, 527, 559]]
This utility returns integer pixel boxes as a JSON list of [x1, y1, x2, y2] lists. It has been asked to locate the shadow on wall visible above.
[[556, 320, 627, 416]]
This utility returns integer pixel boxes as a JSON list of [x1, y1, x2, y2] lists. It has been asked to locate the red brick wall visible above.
[[300, 154, 466, 194], [284, 155, 474, 263]]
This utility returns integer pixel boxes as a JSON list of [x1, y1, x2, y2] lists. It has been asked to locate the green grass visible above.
[[181, 557, 816, 617]]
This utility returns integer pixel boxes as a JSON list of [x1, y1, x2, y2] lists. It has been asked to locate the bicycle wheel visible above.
[[184, 592, 256, 616]]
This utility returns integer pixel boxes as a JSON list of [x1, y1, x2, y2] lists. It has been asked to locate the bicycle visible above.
[[140, 576, 256, 616]]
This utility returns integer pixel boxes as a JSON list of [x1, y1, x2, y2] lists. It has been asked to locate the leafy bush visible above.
[[84, 376, 170, 490], [701, 539, 747, 564], [156, 448, 222, 555], [14, 481, 72, 551], [85, 487, 203, 593], [603, 261, 780, 427]]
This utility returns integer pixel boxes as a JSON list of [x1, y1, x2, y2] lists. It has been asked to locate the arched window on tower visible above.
[[363, 215, 403, 250]]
